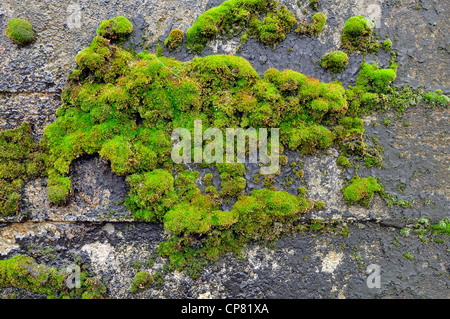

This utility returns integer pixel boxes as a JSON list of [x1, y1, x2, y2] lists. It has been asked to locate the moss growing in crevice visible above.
[[186, 0, 297, 53], [5, 18, 34, 46], [341, 15, 379, 54], [0, 122, 46, 216], [96, 16, 133, 42], [130, 271, 154, 293], [0, 255, 106, 299], [294, 12, 326, 36], [342, 171, 382, 207], [164, 29, 184, 51]]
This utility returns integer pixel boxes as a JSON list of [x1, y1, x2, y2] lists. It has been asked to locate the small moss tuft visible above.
[[130, 271, 154, 293], [383, 38, 392, 51], [343, 175, 382, 207], [96, 16, 133, 41], [307, 12, 326, 36], [164, 29, 184, 51], [320, 51, 349, 73], [341, 16, 379, 53]]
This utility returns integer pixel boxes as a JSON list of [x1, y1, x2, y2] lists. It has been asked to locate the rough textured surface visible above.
[[0, 0, 449, 299]]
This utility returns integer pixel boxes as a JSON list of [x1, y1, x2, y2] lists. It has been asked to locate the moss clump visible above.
[[5, 18, 34, 46], [203, 173, 213, 186], [233, 188, 313, 241], [0, 255, 106, 299], [130, 271, 154, 293], [307, 12, 326, 36], [248, 4, 297, 47], [96, 16, 133, 41], [0, 122, 46, 216], [430, 219, 450, 236], [343, 175, 382, 206], [309, 0, 320, 10], [320, 51, 349, 73], [383, 39, 392, 51], [345, 61, 397, 116], [341, 16, 379, 53], [337, 155, 352, 169], [125, 169, 178, 222], [186, 0, 296, 53], [314, 201, 325, 210], [217, 163, 246, 198], [295, 18, 308, 34], [164, 29, 184, 51]]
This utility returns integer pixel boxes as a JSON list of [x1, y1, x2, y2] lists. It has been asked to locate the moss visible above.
[[233, 188, 313, 241], [0, 255, 106, 299], [314, 201, 325, 210], [96, 16, 133, 41], [309, 0, 320, 10], [280, 155, 288, 166], [341, 16, 379, 53], [295, 169, 304, 179], [295, 18, 308, 34], [125, 170, 178, 222], [337, 155, 352, 169], [343, 175, 382, 206], [156, 44, 164, 57], [5, 18, 34, 46], [164, 29, 184, 51], [430, 219, 450, 236], [298, 186, 307, 198], [186, 0, 296, 53], [383, 38, 392, 51], [0, 122, 46, 216], [220, 177, 247, 197], [320, 51, 349, 73], [307, 12, 326, 36], [248, 4, 297, 47], [130, 271, 154, 293], [203, 173, 213, 186]]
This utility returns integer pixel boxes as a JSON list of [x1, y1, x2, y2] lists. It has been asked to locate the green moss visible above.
[[5, 18, 34, 46], [430, 219, 450, 235], [125, 170, 178, 222], [341, 16, 379, 53], [298, 186, 307, 198], [320, 51, 349, 73], [156, 44, 164, 57], [383, 38, 392, 51], [343, 175, 382, 206], [233, 188, 313, 240], [203, 173, 213, 186], [186, 0, 296, 53], [309, 0, 320, 10], [307, 12, 326, 36], [0, 255, 106, 299], [314, 201, 325, 210], [295, 18, 308, 34], [164, 29, 184, 51], [337, 155, 352, 169], [96, 16, 133, 41], [130, 271, 154, 293], [0, 122, 46, 216]]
